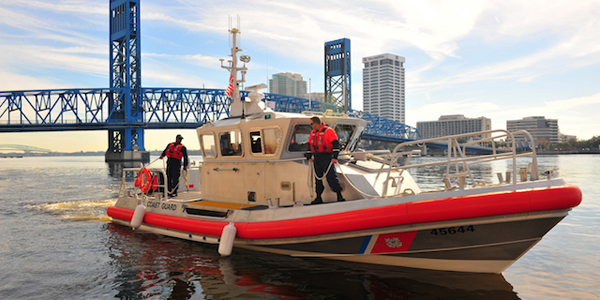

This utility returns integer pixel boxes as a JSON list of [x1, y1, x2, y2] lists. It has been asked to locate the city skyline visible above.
[[1, 0, 599, 152]]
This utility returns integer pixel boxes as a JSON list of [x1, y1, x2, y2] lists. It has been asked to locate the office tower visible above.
[[507, 116, 559, 144], [268, 72, 307, 98], [362, 53, 405, 123]]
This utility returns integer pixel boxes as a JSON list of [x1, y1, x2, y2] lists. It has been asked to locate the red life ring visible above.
[[135, 167, 152, 193]]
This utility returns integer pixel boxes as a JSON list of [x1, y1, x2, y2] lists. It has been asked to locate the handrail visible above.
[[349, 129, 540, 192], [120, 167, 169, 200]]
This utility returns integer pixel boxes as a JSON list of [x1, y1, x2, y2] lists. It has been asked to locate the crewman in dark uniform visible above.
[[159, 134, 189, 197], [305, 116, 345, 204]]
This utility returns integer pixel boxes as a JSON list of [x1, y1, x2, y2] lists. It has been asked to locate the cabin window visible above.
[[250, 127, 282, 155], [288, 124, 312, 152], [263, 128, 281, 154], [250, 131, 262, 153], [200, 133, 217, 158], [219, 130, 243, 157], [334, 124, 356, 151]]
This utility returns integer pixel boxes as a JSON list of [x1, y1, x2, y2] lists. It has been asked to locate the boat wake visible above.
[[32, 199, 117, 222]]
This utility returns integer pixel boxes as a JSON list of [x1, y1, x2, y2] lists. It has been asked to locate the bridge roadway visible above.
[[0, 144, 51, 153], [0, 88, 421, 143]]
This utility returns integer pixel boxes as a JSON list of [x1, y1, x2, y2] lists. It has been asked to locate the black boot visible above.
[[311, 195, 323, 205], [337, 191, 345, 202]]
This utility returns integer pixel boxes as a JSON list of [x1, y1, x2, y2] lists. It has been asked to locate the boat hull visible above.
[[107, 182, 580, 273], [236, 212, 565, 273], [109, 209, 566, 273]]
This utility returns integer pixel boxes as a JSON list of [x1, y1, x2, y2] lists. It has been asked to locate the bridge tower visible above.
[[324, 38, 351, 113], [105, 0, 148, 162]]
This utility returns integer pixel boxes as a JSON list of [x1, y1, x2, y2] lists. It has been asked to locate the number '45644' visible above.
[[430, 226, 475, 235]]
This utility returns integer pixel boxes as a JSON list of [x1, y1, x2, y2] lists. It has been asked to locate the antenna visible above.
[[238, 15, 241, 47], [221, 17, 250, 119]]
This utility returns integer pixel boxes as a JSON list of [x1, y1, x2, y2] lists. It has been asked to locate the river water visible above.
[[0, 155, 598, 299]]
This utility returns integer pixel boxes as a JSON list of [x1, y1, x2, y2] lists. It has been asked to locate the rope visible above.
[[157, 157, 189, 196], [182, 169, 189, 191], [167, 168, 189, 195], [144, 157, 162, 168], [307, 159, 334, 198], [250, 162, 267, 191], [307, 162, 314, 198]]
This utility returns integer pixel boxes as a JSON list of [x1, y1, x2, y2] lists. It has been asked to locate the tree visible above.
[[537, 138, 551, 150]]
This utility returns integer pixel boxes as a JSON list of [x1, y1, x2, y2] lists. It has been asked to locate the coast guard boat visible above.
[[107, 28, 582, 273]]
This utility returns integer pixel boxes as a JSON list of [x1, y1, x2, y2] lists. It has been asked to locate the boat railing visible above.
[[350, 129, 540, 193], [301, 109, 351, 118], [119, 167, 169, 200]]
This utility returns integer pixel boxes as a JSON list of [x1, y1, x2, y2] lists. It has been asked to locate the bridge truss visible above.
[[0, 144, 51, 153], [0, 88, 421, 142]]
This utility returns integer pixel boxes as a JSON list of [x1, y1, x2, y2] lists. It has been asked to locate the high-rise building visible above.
[[417, 114, 492, 139], [268, 72, 307, 98], [362, 53, 406, 123], [506, 116, 559, 144]]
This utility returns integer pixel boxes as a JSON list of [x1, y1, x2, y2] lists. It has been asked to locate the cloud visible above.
[[403, 0, 600, 94], [410, 26, 600, 95], [142, 68, 217, 88], [0, 71, 62, 91], [5, 0, 105, 15], [2, 0, 600, 151], [545, 92, 600, 111], [1, 44, 106, 76]]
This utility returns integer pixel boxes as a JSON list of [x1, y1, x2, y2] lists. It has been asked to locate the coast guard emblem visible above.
[[385, 237, 402, 248]]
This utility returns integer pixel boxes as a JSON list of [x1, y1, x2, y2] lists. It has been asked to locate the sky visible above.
[[1, 0, 599, 152]]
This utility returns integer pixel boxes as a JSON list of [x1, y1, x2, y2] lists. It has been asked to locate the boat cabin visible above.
[[196, 107, 367, 206]]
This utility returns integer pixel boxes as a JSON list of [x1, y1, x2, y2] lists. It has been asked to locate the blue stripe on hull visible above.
[[358, 235, 372, 254]]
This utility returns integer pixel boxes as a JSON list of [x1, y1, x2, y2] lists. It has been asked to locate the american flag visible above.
[[225, 72, 234, 97]]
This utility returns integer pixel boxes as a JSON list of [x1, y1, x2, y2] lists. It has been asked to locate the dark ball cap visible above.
[[176, 134, 183, 140]]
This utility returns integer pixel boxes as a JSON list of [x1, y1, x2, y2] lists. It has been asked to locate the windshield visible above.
[[334, 124, 356, 151]]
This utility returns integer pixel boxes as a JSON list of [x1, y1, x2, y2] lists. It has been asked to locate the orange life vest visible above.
[[309, 124, 338, 153], [166, 142, 184, 160]]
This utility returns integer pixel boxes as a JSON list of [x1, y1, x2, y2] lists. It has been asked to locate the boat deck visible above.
[[163, 191, 269, 212], [163, 190, 202, 202]]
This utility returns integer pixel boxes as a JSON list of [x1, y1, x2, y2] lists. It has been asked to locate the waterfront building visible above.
[[506, 116, 559, 144], [304, 92, 325, 102], [417, 114, 492, 140], [269, 72, 307, 98], [559, 133, 577, 143], [362, 53, 406, 123]]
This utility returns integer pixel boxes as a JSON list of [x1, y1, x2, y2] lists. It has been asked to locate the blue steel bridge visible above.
[[0, 87, 421, 141], [0, 0, 422, 161], [0, 144, 51, 153]]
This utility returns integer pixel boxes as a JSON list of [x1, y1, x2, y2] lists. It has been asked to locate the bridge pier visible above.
[[105, 128, 149, 163]]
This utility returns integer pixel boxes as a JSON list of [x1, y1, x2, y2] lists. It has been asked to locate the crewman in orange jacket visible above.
[[159, 134, 189, 197], [305, 116, 345, 204]]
